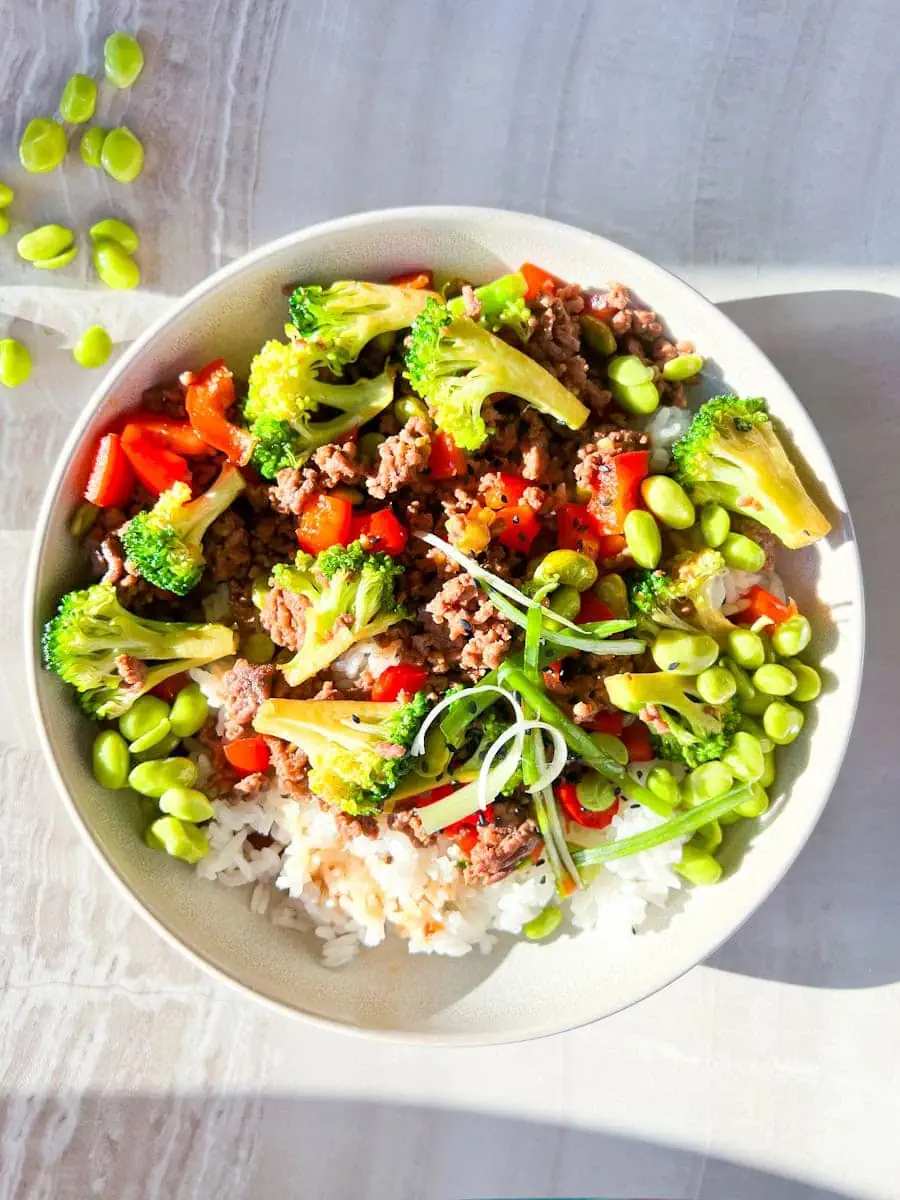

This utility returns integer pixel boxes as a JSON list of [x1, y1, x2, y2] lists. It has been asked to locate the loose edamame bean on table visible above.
[[640, 475, 695, 530], [89, 218, 139, 254], [771, 615, 812, 658], [33, 246, 80, 270], [0, 339, 32, 388], [752, 663, 797, 697], [0, 182, 13, 207], [129, 756, 198, 798], [523, 905, 563, 940], [763, 701, 805, 745], [727, 627, 766, 670], [699, 502, 730, 548], [60, 74, 97, 124], [661, 352, 704, 382], [17, 224, 74, 263], [789, 661, 822, 702], [696, 664, 737, 705], [80, 126, 107, 168], [73, 325, 113, 369], [100, 126, 144, 183], [721, 532, 766, 573], [93, 239, 140, 289], [651, 628, 719, 675], [104, 32, 145, 89], [168, 682, 210, 739], [0, 213, 9, 239], [159, 787, 215, 824], [92, 729, 131, 790], [623, 509, 661, 569], [19, 117, 67, 173], [532, 549, 598, 591]]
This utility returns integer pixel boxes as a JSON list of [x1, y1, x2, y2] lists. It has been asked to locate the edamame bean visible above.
[[128, 756, 198, 798], [0, 182, 13, 207], [148, 816, 209, 863], [771, 615, 811, 658], [590, 732, 629, 766], [646, 765, 681, 808], [393, 396, 428, 423], [100, 126, 144, 183], [0, 339, 32, 388], [159, 787, 215, 823], [735, 782, 769, 818], [789, 662, 821, 702], [662, 353, 704, 382], [132, 731, 181, 762], [89, 218, 139, 254], [33, 246, 80, 270], [60, 74, 97, 124], [243, 631, 276, 663], [727, 628, 765, 670], [93, 239, 140, 289], [129, 719, 172, 755], [640, 475, 695, 530], [19, 117, 67, 173], [358, 431, 385, 462], [699, 502, 730, 548], [722, 731, 765, 783], [723, 657, 755, 703], [533, 549, 598, 592], [607, 355, 660, 414], [523, 905, 563, 940], [104, 32, 145, 88], [675, 844, 722, 885], [420, 727, 451, 778], [119, 694, 170, 743], [763, 701, 804, 746], [752, 664, 797, 697], [169, 682, 209, 739], [545, 585, 581, 625], [576, 774, 618, 812], [691, 819, 722, 853], [69, 500, 99, 539], [760, 749, 776, 788], [251, 575, 271, 611], [580, 315, 617, 358], [92, 729, 131, 789], [0, 213, 9, 239], [683, 761, 734, 806], [623, 509, 661, 569], [17, 224, 74, 263], [721, 532, 766, 573], [593, 572, 628, 618], [80, 126, 107, 168], [73, 325, 113, 369], [651, 629, 719, 675], [696, 665, 737, 705]]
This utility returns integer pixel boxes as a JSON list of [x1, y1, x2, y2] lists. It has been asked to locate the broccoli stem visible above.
[[447, 272, 527, 322]]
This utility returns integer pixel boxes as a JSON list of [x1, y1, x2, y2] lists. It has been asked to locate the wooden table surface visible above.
[[2, 3, 900, 1198]]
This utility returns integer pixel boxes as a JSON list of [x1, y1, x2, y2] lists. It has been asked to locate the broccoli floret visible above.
[[120, 465, 245, 596], [42, 582, 236, 720], [453, 709, 513, 783], [269, 542, 406, 686], [404, 298, 588, 451], [605, 671, 740, 768], [446, 272, 533, 341], [288, 280, 433, 372], [629, 547, 736, 643], [253, 693, 431, 815], [671, 395, 831, 550], [244, 339, 396, 479]]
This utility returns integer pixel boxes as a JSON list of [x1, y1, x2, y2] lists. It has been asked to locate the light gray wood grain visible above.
[[2, 2, 900, 1198]]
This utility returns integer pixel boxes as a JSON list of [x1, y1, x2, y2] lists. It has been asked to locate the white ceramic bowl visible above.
[[26, 207, 864, 1044]]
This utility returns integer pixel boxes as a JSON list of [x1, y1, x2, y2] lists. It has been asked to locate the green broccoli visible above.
[[120, 465, 245, 596], [453, 708, 517, 785], [671, 395, 831, 549], [244, 339, 396, 478], [253, 693, 431, 815], [288, 280, 433, 372], [605, 671, 740, 767], [446, 272, 533, 341], [628, 547, 736, 643], [404, 298, 589, 451], [42, 582, 236, 719], [268, 541, 407, 686]]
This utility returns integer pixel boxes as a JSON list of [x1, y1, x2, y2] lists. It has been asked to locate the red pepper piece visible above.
[[621, 722, 654, 763], [482, 472, 530, 510], [120, 425, 191, 496], [577, 592, 616, 624], [555, 781, 620, 830], [387, 270, 434, 289], [296, 493, 353, 555], [582, 711, 624, 736], [370, 664, 429, 703], [354, 507, 408, 556], [428, 430, 467, 480], [224, 735, 271, 776], [588, 450, 650, 535], [184, 359, 256, 466], [737, 585, 798, 627], [84, 433, 136, 508], [493, 504, 541, 552], [122, 412, 213, 457], [557, 502, 602, 560], [151, 672, 190, 703], [519, 261, 563, 300]]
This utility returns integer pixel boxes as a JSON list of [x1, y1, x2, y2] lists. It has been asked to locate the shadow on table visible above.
[[707, 290, 900, 990], [0, 1093, 857, 1200]]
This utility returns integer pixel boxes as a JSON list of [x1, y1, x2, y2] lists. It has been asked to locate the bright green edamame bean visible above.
[[662, 353, 704, 382], [760, 749, 776, 788], [393, 395, 428, 423], [17, 224, 74, 263], [100, 126, 144, 183], [723, 657, 755, 704], [132, 731, 181, 762], [699, 502, 730, 548], [129, 718, 172, 755], [546, 585, 581, 625], [159, 787, 215, 823], [104, 32, 145, 88], [640, 475, 695, 530], [722, 731, 765, 783], [119, 694, 170, 743], [590, 732, 629, 766], [358, 431, 385, 462], [646, 766, 681, 808], [533, 549, 598, 592], [92, 730, 131, 789], [169, 682, 209, 739], [623, 509, 661, 569], [576, 774, 618, 812], [594, 572, 628, 618], [675, 844, 723, 885], [736, 783, 769, 818], [763, 701, 804, 746], [752, 664, 797, 697], [696, 665, 737, 705], [771, 615, 811, 658], [73, 325, 113, 369], [691, 819, 722, 853], [0, 213, 9, 239], [148, 816, 209, 863], [580, 315, 617, 357], [651, 629, 719, 675], [523, 905, 563, 940], [60, 74, 97, 124], [683, 761, 734, 806], [741, 690, 773, 717], [93, 239, 140, 289], [69, 500, 99, 539], [727, 628, 765, 670], [251, 575, 271, 611], [128, 756, 198, 798], [33, 247, 80, 271], [243, 631, 276, 664], [80, 126, 107, 168], [0, 182, 13, 208], [0, 339, 32, 388], [721, 532, 766, 573], [607, 355, 660, 414], [89, 218, 139, 254], [789, 662, 821, 703], [19, 118, 67, 173]]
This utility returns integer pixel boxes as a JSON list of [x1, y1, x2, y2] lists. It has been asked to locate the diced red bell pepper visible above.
[[296, 492, 353, 555], [596, 533, 627, 559], [737, 585, 798, 627], [120, 424, 191, 496], [387, 270, 434, 289], [583, 711, 624, 736], [542, 659, 564, 690], [413, 785, 494, 839], [621, 721, 654, 763], [555, 781, 620, 830], [445, 803, 495, 838], [370, 663, 429, 702], [557, 503, 603, 560], [352, 507, 408, 556], [586, 292, 618, 323], [577, 592, 616, 624], [588, 450, 650, 535], [122, 412, 213, 457], [183, 359, 256, 466], [151, 672, 190, 703], [84, 433, 136, 508], [482, 472, 529, 510], [455, 827, 479, 856], [493, 504, 541, 552], [224, 735, 271, 776], [428, 430, 467, 480], [519, 261, 563, 301]]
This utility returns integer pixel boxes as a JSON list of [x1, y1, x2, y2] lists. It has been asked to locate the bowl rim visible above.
[[24, 204, 866, 1044]]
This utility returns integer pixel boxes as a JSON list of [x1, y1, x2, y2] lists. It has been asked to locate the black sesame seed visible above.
[[351, 714, 361, 724], [460, 619, 473, 634], [512, 514, 520, 525], [668, 661, 680, 671]]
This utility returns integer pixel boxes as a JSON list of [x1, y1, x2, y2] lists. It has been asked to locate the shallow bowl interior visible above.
[[26, 208, 864, 1043]]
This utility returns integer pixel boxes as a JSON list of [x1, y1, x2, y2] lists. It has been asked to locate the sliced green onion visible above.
[[411, 683, 521, 757], [524, 605, 542, 679], [485, 585, 641, 655], [533, 734, 581, 888]]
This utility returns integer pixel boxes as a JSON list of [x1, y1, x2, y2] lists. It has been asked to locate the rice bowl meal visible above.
[[42, 260, 833, 967]]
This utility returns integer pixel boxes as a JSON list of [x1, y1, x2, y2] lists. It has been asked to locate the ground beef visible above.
[[265, 737, 310, 800], [366, 416, 433, 499], [245, 506, 299, 573], [114, 653, 146, 688], [196, 719, 241, 797], [463, 818, 541, 887], [336, 811, 380, 839], [260, 585, 308, 652], [459, 284, 482, 320], [519, 408, 552, 482], [525, 284, 610, 412], [731, 514, 778, 572], [140, 379, 187, 419], [387, 807, 436, 847], [233, 771, 270, 795], [567, 656, 634, 724], [98, 533, 127, 585], [219, 657, 276, 740], [205, 510, 252, 582], [574, 427, 650, 511], [269, 440, 360, 515], [425, 574, 512, 677]]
